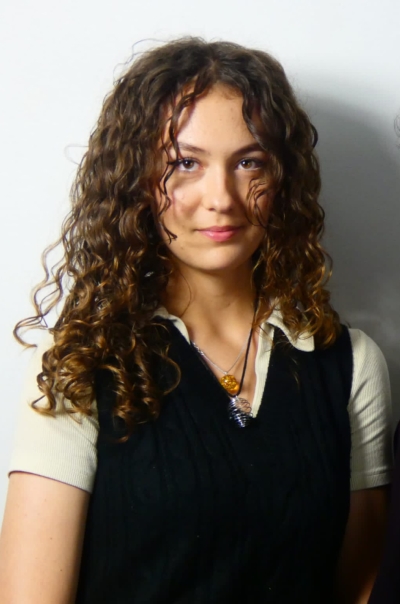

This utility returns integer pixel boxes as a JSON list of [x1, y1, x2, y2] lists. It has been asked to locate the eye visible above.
[[238, 158, 264, 170], [176, 158, 198, 172]]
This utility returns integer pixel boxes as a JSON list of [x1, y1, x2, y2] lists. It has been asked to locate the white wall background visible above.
[[1, 0, 399, 518]]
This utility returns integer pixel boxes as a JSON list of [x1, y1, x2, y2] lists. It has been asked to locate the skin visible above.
[[336, 487, 389, 603], [159, 84, 272, 280], [0, 84, 388, 603], [159, 85, 273, 404], [0, 473, 89, 604]]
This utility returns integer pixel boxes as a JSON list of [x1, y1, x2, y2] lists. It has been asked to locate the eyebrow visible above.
[[176, 142, 265, 156]]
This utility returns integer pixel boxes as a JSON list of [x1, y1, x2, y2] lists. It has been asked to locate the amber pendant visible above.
[[219, 374, 240, 395]]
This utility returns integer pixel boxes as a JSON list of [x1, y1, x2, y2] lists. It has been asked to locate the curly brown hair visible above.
[[15, 37, 339, 432]]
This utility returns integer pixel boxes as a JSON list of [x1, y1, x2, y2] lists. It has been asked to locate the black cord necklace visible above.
[[192, 324, 255, 428], [226, 325, 254, 427]]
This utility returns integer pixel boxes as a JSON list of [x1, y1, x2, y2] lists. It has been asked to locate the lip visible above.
[[198, 225, 242, 242]]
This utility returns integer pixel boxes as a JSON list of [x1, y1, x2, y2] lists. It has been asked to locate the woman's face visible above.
[[157, 85, 273, 277]]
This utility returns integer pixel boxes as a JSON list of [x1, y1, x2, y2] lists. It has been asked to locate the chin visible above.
[[181, 255, 255, 275]]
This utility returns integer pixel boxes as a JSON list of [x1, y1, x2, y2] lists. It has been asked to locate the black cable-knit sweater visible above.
[[76, 325, 353, 604]]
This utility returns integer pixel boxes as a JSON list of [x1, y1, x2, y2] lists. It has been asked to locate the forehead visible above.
[[169, 85, 258, 152]]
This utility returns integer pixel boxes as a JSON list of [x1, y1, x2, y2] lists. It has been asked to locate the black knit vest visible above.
[[76, 325, 353, 604]]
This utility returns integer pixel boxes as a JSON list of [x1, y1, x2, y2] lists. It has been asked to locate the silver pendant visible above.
[[228, 396, 254, 428]]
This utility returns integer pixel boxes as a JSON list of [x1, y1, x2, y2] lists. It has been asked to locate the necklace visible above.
[[191, 331, 250, 395], [192, 326, 254, 428]]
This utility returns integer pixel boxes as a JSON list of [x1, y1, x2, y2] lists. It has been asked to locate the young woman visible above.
[[0, 38, 392, 603]]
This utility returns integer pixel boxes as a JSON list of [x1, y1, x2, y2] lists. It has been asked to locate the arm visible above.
[[0, 331, 98, 603], [336, 329, 393, 602], [0, 472, 90, 604], [368, 424, 400, 602], [335, 486, 389, 603]]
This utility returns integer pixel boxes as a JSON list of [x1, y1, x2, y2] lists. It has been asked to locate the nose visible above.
[[203, 166, 238, 213]]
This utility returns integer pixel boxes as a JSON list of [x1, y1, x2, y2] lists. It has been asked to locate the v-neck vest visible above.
[[76, 325, 353, 604]]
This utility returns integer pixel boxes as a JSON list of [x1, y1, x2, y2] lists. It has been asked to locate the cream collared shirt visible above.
[[9, 309, 393, 493]]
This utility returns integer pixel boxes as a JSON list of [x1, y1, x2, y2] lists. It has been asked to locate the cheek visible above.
[[261, 193, 274, 221], [250, 221, 267, 245], [163, 187, 200, 227], [248, 190, 273, 227]]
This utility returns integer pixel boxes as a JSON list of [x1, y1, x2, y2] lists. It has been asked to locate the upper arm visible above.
[[0, 472, 90, 604], [336, 329, 393, 603], [9, 332, 99, 493], [336, 486, 389, 604], [348, 329, 393, 491], [0, 332, 99, 603]]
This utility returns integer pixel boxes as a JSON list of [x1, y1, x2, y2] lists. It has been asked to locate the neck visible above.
[[162, 264, 258, 341]]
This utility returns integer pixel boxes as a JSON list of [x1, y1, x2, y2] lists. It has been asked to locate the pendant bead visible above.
[[228, 397, 254, 427], [220, 374, 240, 395], [191, 318, 255, 428]]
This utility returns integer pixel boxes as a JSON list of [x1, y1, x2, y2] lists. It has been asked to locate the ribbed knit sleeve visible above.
[[9, 331, 98, 493], [348, 328, 393, 490]]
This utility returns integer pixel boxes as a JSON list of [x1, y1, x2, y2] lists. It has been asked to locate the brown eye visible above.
[[177, 158, 197, 171], [238, 158, 263, 170]]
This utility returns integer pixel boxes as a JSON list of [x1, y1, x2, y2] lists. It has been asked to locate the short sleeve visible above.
[[349, 328, 393, 491], [9, 331, 99, 493]]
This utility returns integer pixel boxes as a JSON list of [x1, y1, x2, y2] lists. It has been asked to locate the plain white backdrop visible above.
[[1, 0, 399, 518]]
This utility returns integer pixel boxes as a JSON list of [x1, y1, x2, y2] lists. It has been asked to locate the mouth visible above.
[[198, 226, 242, 242]]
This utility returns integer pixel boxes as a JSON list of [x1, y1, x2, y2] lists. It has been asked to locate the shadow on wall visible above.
[[310, 97, 400, 419]]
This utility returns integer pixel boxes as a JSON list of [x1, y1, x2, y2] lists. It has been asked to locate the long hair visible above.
[[15, 37, 340, 432]]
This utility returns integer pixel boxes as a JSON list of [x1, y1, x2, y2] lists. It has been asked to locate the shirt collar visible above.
[[153, 306, 315, 352], [266, 307, 315, 352]]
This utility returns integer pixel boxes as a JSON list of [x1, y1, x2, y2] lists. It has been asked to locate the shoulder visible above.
[[9, 330, 99, 493], [348, 328, 391, 401], [22, 330, 55, 391], [349, 328, 389, 373], [347, 328, 393, 490]]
